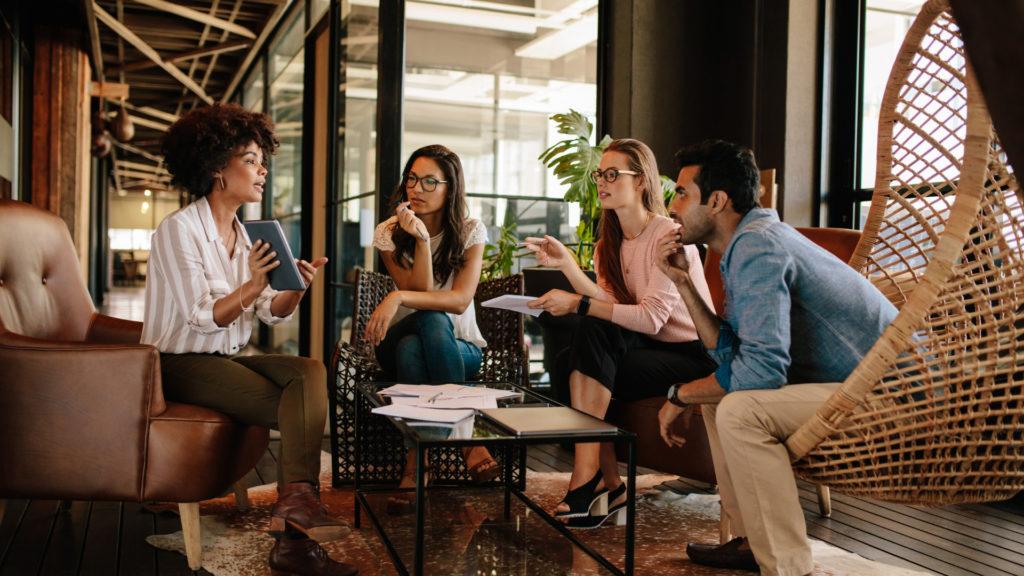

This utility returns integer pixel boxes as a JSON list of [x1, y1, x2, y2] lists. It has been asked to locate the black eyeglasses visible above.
[[405, 173, 448, 192], [590, 168, 641, 184]]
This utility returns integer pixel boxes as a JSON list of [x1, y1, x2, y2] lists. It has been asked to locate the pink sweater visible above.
[[593, 215, 714, 343]]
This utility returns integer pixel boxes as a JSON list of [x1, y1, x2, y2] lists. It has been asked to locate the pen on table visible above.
[[424, 392, 442, 404]]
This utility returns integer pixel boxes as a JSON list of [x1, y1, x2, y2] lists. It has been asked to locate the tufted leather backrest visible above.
[[0, 200, 96, 341]]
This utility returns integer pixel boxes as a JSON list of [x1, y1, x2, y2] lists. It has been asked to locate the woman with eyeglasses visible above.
[[364, 144, 500, 510], [524, 138, 717, 528]]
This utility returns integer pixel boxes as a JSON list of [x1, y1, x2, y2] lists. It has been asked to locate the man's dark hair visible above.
[[162, 103, 278, 198], [674, 140, 760, 215]]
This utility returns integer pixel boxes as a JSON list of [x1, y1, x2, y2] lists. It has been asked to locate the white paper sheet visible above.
[[370, 403, 475, 423], [480, 294, 543, 317], [379, 383, 521, 402]]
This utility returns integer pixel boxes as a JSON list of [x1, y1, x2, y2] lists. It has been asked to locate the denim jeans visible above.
[[376, 310, 482, 383]]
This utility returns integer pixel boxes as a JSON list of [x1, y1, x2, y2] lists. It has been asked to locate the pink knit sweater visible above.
[[593, 215, 714, 342]]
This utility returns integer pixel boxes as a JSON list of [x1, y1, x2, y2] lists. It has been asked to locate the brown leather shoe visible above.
[[270, 482, 350, 542], [686, 537, 759, 571], [269, 536, 358, 576]]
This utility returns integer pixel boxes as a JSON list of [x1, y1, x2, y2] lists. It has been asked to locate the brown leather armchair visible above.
[[0, 200, 269, 571]]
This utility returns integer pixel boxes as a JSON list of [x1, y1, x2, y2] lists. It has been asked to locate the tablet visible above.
[[241, 220, 307, 291]]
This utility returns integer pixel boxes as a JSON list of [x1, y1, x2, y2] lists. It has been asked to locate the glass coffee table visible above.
[[353, 381, 638, 576]]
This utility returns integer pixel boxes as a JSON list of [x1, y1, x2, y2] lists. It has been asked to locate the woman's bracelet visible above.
[[238, 287, 254, 313]]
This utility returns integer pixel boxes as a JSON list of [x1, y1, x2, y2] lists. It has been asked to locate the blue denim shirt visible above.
[[707, 209, 897, 392]]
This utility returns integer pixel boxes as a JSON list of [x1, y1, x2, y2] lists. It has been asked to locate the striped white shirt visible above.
[[141, 196, 291, 354]]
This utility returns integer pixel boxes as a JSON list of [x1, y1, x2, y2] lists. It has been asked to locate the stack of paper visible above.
[[370, 404, 475, 424], [371, 383, 523, 423]]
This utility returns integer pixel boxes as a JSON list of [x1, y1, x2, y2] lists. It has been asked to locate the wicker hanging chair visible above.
[[786, 0, 1024, 505]]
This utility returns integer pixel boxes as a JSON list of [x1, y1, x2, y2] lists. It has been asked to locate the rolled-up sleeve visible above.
[[254, 286, 293, 325], [713, 237, 793, 392], [155, 219, 227, 335]]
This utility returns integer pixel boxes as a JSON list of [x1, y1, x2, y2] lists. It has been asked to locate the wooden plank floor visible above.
[[2, 440, 1023, 575]]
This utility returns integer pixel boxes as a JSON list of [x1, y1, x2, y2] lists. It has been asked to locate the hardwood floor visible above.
[[2, 440, 1023, 575]]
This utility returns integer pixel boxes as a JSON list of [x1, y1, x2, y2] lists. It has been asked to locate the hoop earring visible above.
[[216, 175, 226, 190]]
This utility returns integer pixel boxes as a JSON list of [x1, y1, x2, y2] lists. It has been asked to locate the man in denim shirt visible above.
[[655, 140, 897, 575]]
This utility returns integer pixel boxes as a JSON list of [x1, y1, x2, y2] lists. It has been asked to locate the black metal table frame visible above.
[[353, 384, 638, 576]]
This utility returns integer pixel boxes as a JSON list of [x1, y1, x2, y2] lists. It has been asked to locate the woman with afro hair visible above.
[[143, 103, 357, 576]]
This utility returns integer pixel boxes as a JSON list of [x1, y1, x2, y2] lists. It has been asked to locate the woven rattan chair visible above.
[[784, 0, 1023, 506], [329, 269, 528, 485]]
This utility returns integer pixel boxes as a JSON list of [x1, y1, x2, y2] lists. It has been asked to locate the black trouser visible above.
[[553, 316, 717, 402]]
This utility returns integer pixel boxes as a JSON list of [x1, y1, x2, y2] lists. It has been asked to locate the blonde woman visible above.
[[525, 138, 717, 528]]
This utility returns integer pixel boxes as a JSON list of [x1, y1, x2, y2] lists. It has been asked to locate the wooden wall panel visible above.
[[30, 22, 90, 276]]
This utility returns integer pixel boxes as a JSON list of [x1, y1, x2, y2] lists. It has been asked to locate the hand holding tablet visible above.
[[242, 220, 311, 291]]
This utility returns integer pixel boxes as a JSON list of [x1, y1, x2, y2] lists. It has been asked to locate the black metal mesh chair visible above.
[[329, 269, 528, 485]]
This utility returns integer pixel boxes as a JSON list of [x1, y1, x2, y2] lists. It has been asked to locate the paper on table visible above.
[[387, 396, 497, 409], [371, 403, 475, 423], [419, 396, 499, 410], [380, 383, 521, 401], [379, 383, 464, 397], [481, 294, 542, 317]]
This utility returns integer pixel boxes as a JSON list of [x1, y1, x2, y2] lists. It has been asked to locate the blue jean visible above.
[[376, 310, 482, 383]]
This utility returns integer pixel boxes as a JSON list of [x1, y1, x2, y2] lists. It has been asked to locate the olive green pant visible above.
[[159, 353, 328, 485]]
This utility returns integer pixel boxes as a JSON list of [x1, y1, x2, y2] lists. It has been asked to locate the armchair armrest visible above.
[[0, 334, 166, 500], [87, 313, 144, 344]]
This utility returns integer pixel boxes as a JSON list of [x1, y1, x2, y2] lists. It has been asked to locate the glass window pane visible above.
[[403, 0, 599, 215], [861, 0, 927, 189], [270, 18, 304, 221], [242, 59, 265, 112], [311, 0, 329, 27], [330, 3, 379, 350], [266, 6, 306, 355], [270, 8, 305, 83]]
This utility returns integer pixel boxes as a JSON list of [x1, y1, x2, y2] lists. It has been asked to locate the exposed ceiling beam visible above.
[[105, 111, 171, 132], [221, 0, 290, 102], [93, 3, 214, 105], [115, 168, 172, 181], [109, 40, 251, 73], [121, 101, 180, 123], [131, 0, 257, 39], [116, 160, 170, 175], [197, 1, 244, 107], [120, 179, 172, 190], [82, 0, 105, 79], [113, 140, 164, 163]]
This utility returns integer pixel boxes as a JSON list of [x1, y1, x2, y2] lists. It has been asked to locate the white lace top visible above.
[[373, 217, 489, 348]]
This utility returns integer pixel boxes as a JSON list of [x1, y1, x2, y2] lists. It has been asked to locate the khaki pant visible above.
[[702, 383, 839, 576], [160, 353, 328, 486]]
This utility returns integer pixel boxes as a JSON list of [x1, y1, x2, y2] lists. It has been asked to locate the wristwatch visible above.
[[666, 383, 689, 408], [576, 294, 591, 316]]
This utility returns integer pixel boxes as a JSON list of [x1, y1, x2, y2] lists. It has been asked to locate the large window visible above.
[[267, 5, 306, 355], [860, 0, 927, 190], [330, 1, 379, 349], [854, 0, 927, 226], [403, 0, 598, 245]]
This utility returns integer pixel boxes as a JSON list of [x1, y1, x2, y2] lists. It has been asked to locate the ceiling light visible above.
[[144, 189, 152, 197], [118, 189, 127, 197], [141, 201, 150, 214]]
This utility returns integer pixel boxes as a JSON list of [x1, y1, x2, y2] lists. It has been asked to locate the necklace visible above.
[[623, 212, 653, 241], [622, 213, 653, 275]]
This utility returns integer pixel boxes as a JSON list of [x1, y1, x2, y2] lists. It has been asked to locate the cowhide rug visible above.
[[147, 453, 933, 575]]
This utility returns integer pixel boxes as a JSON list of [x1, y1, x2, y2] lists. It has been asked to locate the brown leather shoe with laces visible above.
[[269, 535, 358, 576], [270, 482, 350, 542]]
